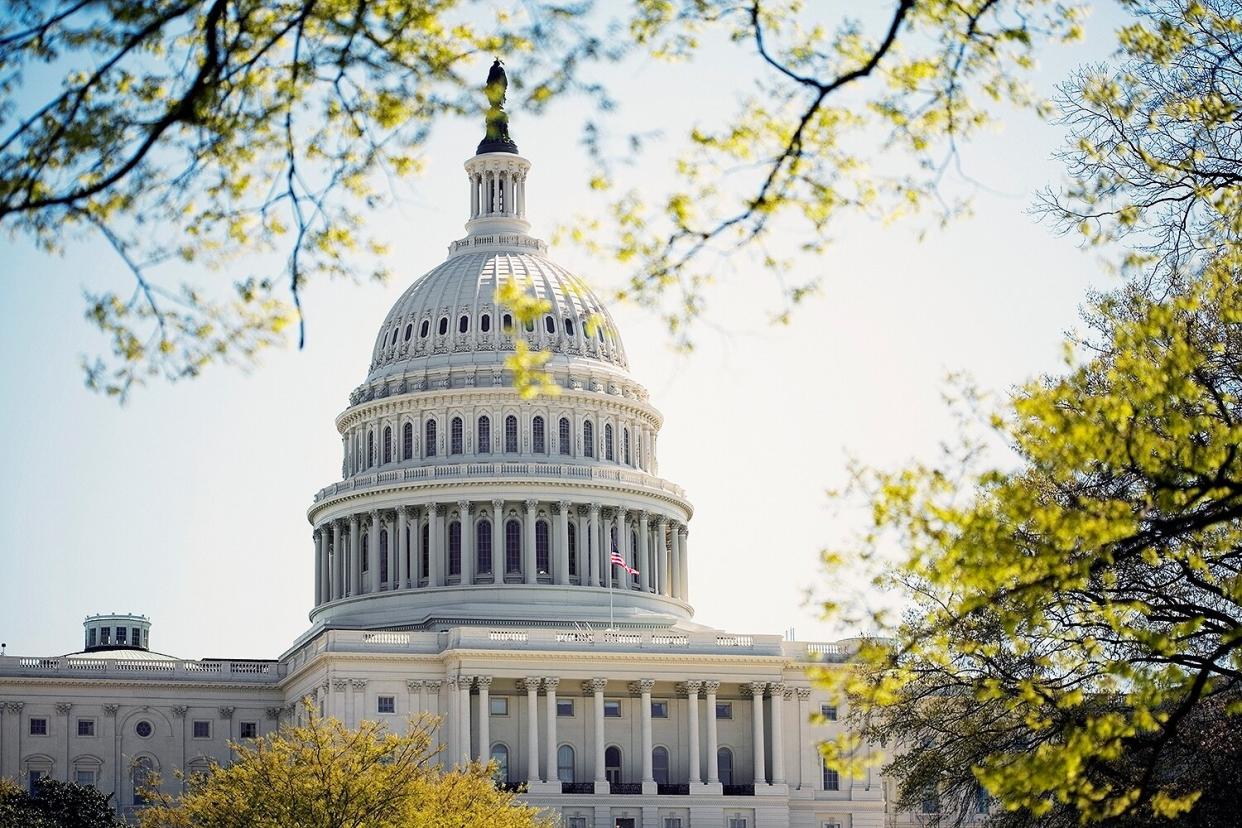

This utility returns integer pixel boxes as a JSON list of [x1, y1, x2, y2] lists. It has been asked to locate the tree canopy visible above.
[[0, 0, 1089, 398], [0, 777, 122, 828], [817, 1, 1242, 823], [138, 707, 549, 828]]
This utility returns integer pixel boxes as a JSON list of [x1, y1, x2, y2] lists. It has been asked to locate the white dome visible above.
[[366, 246, 629, 386]]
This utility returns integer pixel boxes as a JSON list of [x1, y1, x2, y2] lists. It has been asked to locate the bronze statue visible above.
[[477, 58, 518, 154]]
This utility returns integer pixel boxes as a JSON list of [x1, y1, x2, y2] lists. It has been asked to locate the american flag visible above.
[[610, 542, 639, 576]]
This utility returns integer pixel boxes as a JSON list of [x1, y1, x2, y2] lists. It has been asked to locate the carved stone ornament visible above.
[[541, 677, 560, 691], [102, 704, 117, 717], [333, 679, 349, 691], [171, 706, 188, 719], [795, 687, 812, 700], [475, 676, 494, 689], [265, 707, 283, 720], [55, 702, 73, 715], [582, 678, 608, 694], [406, 679, 424, 692], [628, 679, 655, 696], [424, 680, 442, 693], [679, 680, 703, 696], [218, 706, 235, 719]]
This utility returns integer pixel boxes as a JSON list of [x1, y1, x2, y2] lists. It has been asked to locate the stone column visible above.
[[522, 677, 540, 784], [331, 521, 343, 600], [476, 677, 493, 763], [596, 507, 609, 587], [705, 681, 720, 783], [544, 677, 560, 783], [424, 681, 442, 765], [678, 526, 690, 604], [369, 510, 381, 592], [668, 521, 681, 599], [491, 500, 504, 579], [387, 511, 398, 589], [349, 515, 362, 596], [637, 512, 650, 592], [576, 506, 591, 585], [444, 678, 460, 766], [352, 680, 366, 729], [523, 500, 538, 584], [795, 687, 812, 790], [586, 678, 608, 789], [458, 678, 472, 765], [587, 504, 601, 587], [313, 529, 324, 605], [634, 679, 655, 787], [770, 683, 786, 784], [406, 680, 422, 722], [397, 507, 410, 589], [618, 507, 629, 587], [429, 504, 444, 587], [684, 681, 702, 784], [460, 501, 475, 585], [555, 502, 570, 585], [655, 518, 668, 596], [55, 702, 72, 780], [749, 682, 767, 785]]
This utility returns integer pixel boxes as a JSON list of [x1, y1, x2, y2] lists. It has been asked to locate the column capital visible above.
[[628, 678, 655, 696], [445, 677, 463, 691], [679, 680, 703, 696], [491, 498, 505, 511], [475, 676, 494, 689], [406, 679, 424, 691], [349, 513, 361, 525], [218, 706, 235, 719], [55, 702, 73, 715], [651, 514, 666, 527], [588, 502, 601, 515], [457, 499, 471, 513], [170, 705, 188, 719], [265, 706, 283, 721], [424, 680, 442, 693], [431, 503, 445, 515], [333, 679, 349, 691], [542, 676, 560, 691], [678, 524, 689, 538], [582, 677, 608, 694], [517, 676, 542, 692], [101, 704, 116, 717], [523, 499, 538, 511], [768, 681, 786, 696], [637, 510, 650, 523], [369, 508, 380, 519], [743, 681, 767, 697], [350, 679, 368, 689], [398, 505, 413, 519], [703, 680, 721, 694]]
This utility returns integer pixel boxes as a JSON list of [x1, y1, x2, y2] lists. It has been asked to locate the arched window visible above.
[[822, 758, 840, 791], [437, 316, 448, 335], [604, 746, 622, 785], [402, 422, 413, 460], [419, 319, 430, 338], [505, 415, 518, 453], [557, 745, 575, 783], [605, 424, 614, 461], [476, 520, 492, 574], [568, 523, 577, 576], [564, 318, 575, 336], [597, 326, 605, 342], [420, 523, 429, 582], [535, 520, 550, 575], [481, 313, 491, 333], [458, 315, 469, 334], [448, 521, 461, 577], [379, 530, 389, 583], [450, 417, 463, 455], [383, 426, 392, 464], [132, 756, 155, 806], [490, 744, 510, 785], [477, 416, 491, 454], [717, 748, 734, 786], [584, 420, 594, 458], [544, 315, 555, 333], [524, 317, 535, 333], [367, 430, 375, 467], [623, 428, 631, 465], [403, 323, 412, 342], [559, 417, 571, 455], [652, 747, 670, 785], [502, 312, 513, 332], [425, 420, 437, 457], [532, 416, 545, 454], [505, 519, 521, 574], [361, 533, 369, 573]]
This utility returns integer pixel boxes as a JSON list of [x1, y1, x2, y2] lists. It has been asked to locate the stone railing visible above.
[[0, 656, 285, 683], [313, 461, 688, 504], [449, 234, 548, 255]]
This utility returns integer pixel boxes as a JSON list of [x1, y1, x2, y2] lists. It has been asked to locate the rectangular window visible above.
[[821, 822, 843, 828], [87, 629, 96, 648], [651, 700, 669, 718], [192, 720, 211, 739], [603, 699, 622, 718], [29, 718, 48, 736], [489, 697, 509, 716], [820, 704, 838, 721], [75, 769, 97, 788], [727, 817, 748, 828], [377, 696, 395, 714], [822, 762, 840, 791], [663, 819, 683, 828], [116, 627, 127, 645], [28, 770, 45, 795], [567, 819, 588, 828], [557, 698, 575, 717], [240, 721, 257, 739], [716, 702, 733, 719], [99, 627, 111, 645], [77, 719, 95, 737]]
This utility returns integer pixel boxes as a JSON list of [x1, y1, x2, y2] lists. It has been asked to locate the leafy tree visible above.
[[0, 777, 121, 828], [137, 706, 549, 828], [817, 2, 1242, 823], [0, 0, 1089, 397]]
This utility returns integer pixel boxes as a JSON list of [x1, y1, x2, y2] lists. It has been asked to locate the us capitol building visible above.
[[0, 69, 898, 828]]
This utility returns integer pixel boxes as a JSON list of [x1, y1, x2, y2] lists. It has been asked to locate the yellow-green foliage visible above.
[[138, 705, 550, 828]]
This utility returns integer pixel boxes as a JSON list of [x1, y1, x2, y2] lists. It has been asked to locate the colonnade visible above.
[[312, 500, 689, 607], [468, 167, 527, 220]]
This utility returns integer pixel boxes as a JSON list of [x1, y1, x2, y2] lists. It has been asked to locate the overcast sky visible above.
[[0, 5, 1132, 658]]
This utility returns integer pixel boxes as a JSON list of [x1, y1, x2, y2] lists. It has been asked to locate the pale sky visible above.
[[0, 5, 1130, 659]]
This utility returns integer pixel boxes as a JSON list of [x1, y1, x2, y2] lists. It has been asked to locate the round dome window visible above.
[[135, 720, 153, 738]]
